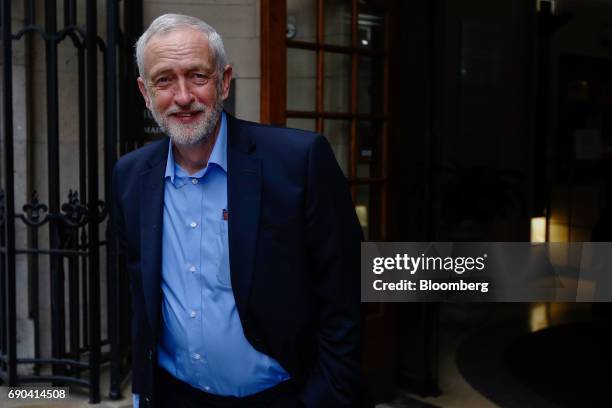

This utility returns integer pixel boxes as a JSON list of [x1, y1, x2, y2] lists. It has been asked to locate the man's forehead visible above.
[[145, 27, 211, 56], [148, 26, 207, 45], [143, 28, 213, 74]]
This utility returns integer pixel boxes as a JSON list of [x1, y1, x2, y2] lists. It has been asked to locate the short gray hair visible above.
[[135, 14, 228, 80]]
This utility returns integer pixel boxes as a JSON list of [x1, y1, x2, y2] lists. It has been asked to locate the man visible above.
[[112, 14, 363, 408]]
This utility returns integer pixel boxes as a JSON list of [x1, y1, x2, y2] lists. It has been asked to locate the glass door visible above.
[[282, 0, 390, 240]]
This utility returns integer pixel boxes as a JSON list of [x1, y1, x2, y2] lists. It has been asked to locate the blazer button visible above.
[[145, 396, 151, 406], [148, 349, 153, 360]]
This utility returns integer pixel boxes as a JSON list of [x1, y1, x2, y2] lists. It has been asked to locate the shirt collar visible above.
[[209, 111, 228, 173], [164, 111, 228, 185]]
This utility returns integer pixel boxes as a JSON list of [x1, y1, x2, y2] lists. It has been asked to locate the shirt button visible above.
[[190, 221, 198, 228], [190, 311, 197, 318], [191, 178, 198, 185], [193, 353, 201, 360], [189, 265, 197, 273]]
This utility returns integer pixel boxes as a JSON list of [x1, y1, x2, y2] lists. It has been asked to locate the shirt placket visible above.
[[198, 169, 228, 394], [184, 177, 205, 376]]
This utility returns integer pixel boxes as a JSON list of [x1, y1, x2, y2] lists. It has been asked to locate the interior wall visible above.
[[548, 2, 612, 242], [390, 0, 535, 242]]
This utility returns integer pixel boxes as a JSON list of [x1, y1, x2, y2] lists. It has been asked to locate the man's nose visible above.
[[173, 78, 194, 107]]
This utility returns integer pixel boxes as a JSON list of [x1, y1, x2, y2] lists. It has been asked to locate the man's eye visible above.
[[155, 77, 169, 85], [192, 73, 209, 83]]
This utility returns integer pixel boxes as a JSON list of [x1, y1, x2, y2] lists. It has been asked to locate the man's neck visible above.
[[172, 117, 221, 175]]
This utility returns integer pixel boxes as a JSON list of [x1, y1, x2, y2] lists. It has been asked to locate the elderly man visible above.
[[112, 14, 363, 408]]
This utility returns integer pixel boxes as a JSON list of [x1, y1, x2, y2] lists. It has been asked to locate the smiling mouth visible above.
[[168, 111, 205, 124], [172, 111, 201, 118]]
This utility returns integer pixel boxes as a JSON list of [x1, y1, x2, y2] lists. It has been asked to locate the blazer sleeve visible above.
[[110, 161, 142, 395], [300, 134, 364, 408]]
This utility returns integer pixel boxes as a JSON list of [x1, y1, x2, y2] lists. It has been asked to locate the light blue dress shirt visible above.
[[134, 113, 289, 408]]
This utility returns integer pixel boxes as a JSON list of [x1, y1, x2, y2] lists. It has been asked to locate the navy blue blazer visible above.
[[111, 113, 363, 408]]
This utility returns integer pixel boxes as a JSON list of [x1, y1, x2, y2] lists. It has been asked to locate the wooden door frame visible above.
[[259, 2, 410, 402], [260, 0, 287, 125], [260, 0, 396, 239]]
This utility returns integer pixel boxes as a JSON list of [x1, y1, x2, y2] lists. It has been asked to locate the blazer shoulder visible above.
[[233, 117, 321, 154], [114, 137, 169, 175]]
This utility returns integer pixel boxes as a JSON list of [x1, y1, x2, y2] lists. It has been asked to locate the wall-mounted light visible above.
[[531, 216, 547, 242], [355, 205, 368, 228], [529, 303, 550, 332], [537, 0, 556, 14]]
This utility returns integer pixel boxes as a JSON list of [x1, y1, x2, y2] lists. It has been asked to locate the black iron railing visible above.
[[0, 0, 142, 402]]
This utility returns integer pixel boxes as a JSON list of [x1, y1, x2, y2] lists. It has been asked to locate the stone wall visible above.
[[3, 0, 34, 375]]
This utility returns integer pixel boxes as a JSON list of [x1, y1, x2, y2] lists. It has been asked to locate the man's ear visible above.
[[220, 65, 233, 101], [137, 77, 152, 110]]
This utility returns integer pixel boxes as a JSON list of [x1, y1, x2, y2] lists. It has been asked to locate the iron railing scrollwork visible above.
[[0, 0, 142, 402]]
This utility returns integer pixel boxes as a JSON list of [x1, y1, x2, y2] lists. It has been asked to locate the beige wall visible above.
[[3, 0, 34, 375]]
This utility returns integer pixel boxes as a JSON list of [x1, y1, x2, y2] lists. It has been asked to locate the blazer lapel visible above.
[[227, 115, 261, 321], [139, 139, 168, 333]]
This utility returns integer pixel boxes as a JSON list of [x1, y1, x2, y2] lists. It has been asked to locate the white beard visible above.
[[150, 97, 223, 146]]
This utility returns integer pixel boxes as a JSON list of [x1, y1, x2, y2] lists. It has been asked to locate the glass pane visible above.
[[358, 5, 384, 49], [287, 48, 317, 111], [324, 120, 350, 175], [355, 185, 370, 240], [356, 121, 383, 178], [356, 184, 381, 240], [324, 52, 351, 113], [286, 118, 316, 132], [324, 0, 352, 46], [287, 0, 316, 43], [358, 56, 384, 115]]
